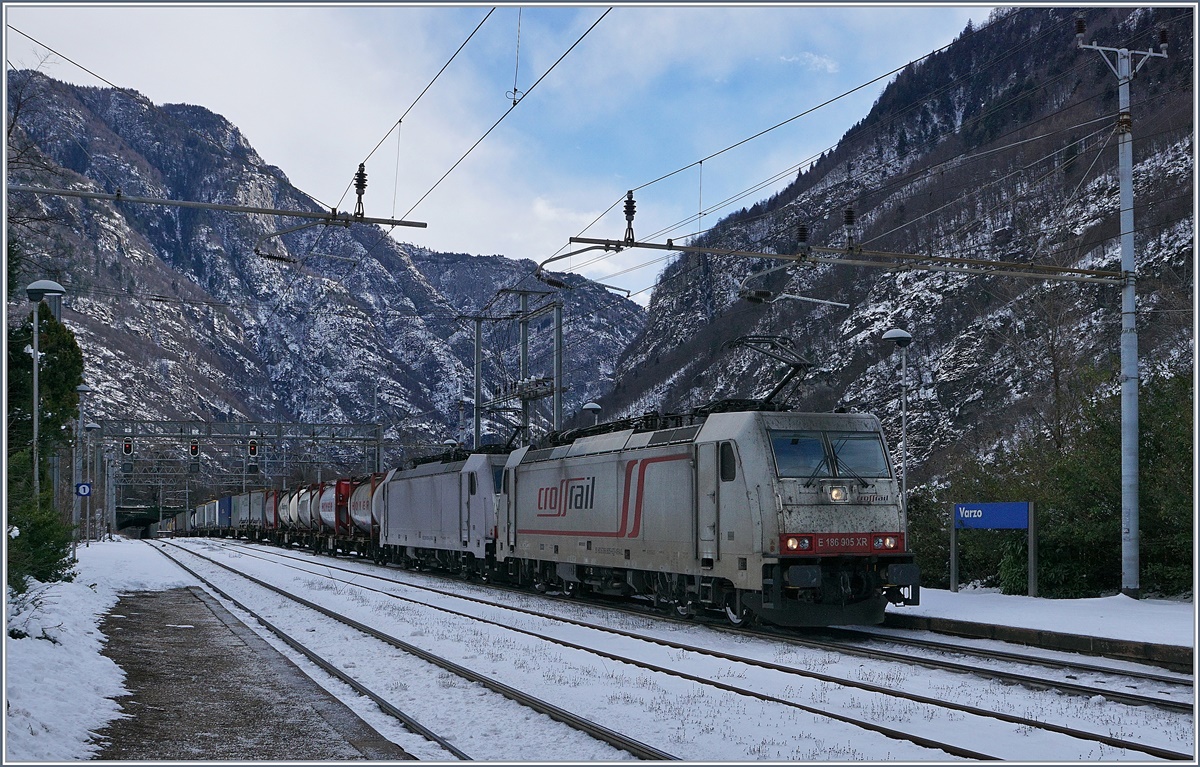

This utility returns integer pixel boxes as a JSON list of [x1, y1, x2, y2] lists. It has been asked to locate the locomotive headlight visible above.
[[873, 536, 899, 550], [829, 485, 850, 503], [784, 536, 812, 551]]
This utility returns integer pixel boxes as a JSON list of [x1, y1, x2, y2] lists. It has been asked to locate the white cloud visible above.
[[780, 52, 840, 73], [4, 4, 992, 301]]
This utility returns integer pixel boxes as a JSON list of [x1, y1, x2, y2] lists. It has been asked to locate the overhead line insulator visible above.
[[353, 163, 368, 219], [623, 191, 636, 244]]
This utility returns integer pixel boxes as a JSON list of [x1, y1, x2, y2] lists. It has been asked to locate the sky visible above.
[[4, 538, 1194, 761], [4, 3, 995, 303]]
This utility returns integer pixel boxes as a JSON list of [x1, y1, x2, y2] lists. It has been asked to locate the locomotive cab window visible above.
[[770, 431, 830, 478], [719, 441, 737, 482], [468, 472, 477, 495], [769, 430, 891, 480], [493, 465, 504, 494], [828, 432, 891, 478]]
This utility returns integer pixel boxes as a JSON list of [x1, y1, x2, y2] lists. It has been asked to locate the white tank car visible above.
[[496, 409, 919, 627], [369, 469, 397, 534], [317, 482, 339, 532], [276, 489, 295, 529], [295, 487, 315, 530], [381, 452, 505, 572], [350, 471, 393, 534]]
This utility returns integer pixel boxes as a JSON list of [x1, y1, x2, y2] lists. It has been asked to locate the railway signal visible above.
[[248, 439, 258, 458], [122, 437, 133, 456], [189, 440, 199, 458]]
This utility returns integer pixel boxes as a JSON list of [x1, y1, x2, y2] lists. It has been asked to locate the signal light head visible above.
[[122, 437, 133, 456]]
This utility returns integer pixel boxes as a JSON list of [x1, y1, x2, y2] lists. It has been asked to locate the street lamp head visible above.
[[85, 422, 101, 432], [882, 328, 912, 348], [26, 279, 66, 303], [76, 384, 94, 394], [582, 402, 601, 425]]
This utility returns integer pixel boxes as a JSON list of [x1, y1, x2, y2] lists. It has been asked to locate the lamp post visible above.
[[84, 422, 101, 544], [26, 280, 66, 503], [72, 383, 93, 558], [882, 328, 912, 513]]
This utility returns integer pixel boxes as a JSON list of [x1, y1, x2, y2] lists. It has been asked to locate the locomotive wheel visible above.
[[675, 600, 695, 619], [724, 592, 754, 627]]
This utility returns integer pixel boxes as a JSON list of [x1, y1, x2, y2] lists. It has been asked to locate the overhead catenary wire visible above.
[[300, 6, 611, 333], [400, 7, 611, 222], [508, 7, 524, 106], [545, 10, 1188, 287], [335, 7, 496, 214]]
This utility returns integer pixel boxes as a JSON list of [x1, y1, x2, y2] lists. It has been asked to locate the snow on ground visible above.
[[3, 538, 1195, 762], [894, 586, 1196, 648], [4, 538, 196, 761]]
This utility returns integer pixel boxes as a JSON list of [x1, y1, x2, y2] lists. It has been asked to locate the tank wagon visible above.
[[170, 404, 918, 626]]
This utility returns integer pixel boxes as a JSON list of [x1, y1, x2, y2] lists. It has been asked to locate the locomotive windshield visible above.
[[770, 430, 892, 480]]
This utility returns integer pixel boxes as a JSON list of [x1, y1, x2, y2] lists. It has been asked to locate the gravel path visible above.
[[91, 586, 411, 760]]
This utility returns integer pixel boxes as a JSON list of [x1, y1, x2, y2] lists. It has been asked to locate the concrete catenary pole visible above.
[[474, 317, 483, 448], [553, 301, 563, 432], [519, 293, 530, 446], [1079, 17, 1167, 598]]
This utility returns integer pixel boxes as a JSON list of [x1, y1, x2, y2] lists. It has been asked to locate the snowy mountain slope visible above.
[[597, 7, 1193, 481], [6, 70, 644, 473]]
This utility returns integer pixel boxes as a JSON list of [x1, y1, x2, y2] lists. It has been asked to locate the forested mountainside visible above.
[[6, 69, 644, 466], [596, 6, 1193, 483]]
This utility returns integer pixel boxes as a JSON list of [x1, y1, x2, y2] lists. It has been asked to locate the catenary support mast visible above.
[[1079, 17, 1167, 599]]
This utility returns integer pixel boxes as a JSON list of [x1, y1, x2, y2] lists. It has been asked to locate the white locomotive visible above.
[[494, 408, 918, 626], [178, 406, 919, 627]]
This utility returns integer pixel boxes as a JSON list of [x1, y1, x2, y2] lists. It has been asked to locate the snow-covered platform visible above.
[[882, 588, 1194, 670]]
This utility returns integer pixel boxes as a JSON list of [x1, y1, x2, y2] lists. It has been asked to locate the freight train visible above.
[[163, 404, 920, 627]]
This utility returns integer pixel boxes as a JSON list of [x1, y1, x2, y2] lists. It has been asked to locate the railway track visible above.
[[812, 626, 1194, 704], [213, 538, 1193, 713], [150, 540, 670, 761], [182, 538, 1194, 761]]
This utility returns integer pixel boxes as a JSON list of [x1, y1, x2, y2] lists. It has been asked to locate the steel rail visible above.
[[822, 626, 1194, 688], [749, 624, 1195, 715], [156, 540, 676, 761], [146, 541, 464, 759], [181, 539, 999, 760], [218, 539, 1193, 761], [223, 539, 1193, 710]]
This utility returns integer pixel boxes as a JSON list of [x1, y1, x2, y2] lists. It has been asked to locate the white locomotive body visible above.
[[380, 452, 506, 573], [176, 406, 918, 626], [496, 410, 918, 626]]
